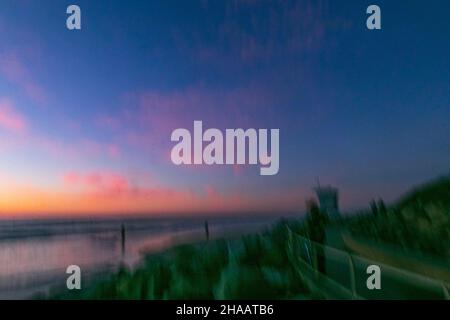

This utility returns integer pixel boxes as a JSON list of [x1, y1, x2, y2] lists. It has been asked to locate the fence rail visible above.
[[286, 227, 450, 300]]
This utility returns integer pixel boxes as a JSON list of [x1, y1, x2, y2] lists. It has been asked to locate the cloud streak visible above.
[[0, 98, 27, 134], [172, 0, 329, 68], [0, 168, 305, 216], [0, 53, 47, 105]]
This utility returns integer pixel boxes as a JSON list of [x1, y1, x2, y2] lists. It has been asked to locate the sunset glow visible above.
[[0, 1, 448, 217]]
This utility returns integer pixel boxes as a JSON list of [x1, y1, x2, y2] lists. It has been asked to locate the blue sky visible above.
[[0, 0, 448, 216]]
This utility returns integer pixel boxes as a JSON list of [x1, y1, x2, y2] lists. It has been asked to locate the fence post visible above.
[[348, 254, 357, 298], [442, 283, 449, 300]]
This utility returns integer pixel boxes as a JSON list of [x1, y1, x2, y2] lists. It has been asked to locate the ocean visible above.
[[0, 214, 286, 299]]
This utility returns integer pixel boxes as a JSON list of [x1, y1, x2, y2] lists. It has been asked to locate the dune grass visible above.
[[49, 220, 318, 300]]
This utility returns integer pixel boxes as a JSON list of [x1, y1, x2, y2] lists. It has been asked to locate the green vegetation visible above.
[[49, 220, 318, 300], [346, 176, 450, 258], [45, 176, 449, 300]]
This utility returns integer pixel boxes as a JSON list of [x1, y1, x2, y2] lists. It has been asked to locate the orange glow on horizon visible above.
[[0, 182, 305, 218]]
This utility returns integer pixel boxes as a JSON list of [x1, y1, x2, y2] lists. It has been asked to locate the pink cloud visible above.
[[109, 84, 284, 161], [63, 171, 133, 196], [60, 170, 199, 205], [132, 84, 279, 128], [63, 172, 79, 184], [232, 164, 246, 177], [32, 135, 121, 161], [172, 0, 330, 66], [0, 53, 47, 105], [107, 144, 121, 158], [0, 98, 28, 134], [0, 169, 310, 215], [204, 184, 221, 200]]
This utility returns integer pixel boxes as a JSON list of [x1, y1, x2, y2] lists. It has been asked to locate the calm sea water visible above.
[[0, 214, 284, 298]]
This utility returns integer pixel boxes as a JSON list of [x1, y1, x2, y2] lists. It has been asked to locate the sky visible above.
[[0, 0, 448, 217]]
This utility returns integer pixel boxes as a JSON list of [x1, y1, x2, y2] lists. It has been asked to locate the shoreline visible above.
[[1, 219, 278, 299], [47, 220, 314, 300]]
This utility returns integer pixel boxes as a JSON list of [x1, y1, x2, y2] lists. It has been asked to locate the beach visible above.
[[0, 215, 282, 299]]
